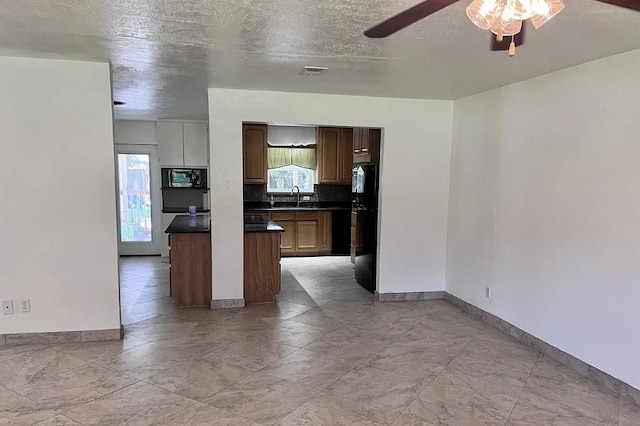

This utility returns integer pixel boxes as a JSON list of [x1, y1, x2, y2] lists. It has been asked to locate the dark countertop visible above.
[[165, 215, 210, 233], [162, 208, 210, 213], [244, 215, 285, 233], [244, 202, 351, 212]]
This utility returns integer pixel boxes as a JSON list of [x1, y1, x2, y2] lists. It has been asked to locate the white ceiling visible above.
[[1, 0, 639, 120]]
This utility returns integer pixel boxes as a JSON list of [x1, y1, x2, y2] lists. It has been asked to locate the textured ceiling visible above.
[[1, 0, 639, 120]]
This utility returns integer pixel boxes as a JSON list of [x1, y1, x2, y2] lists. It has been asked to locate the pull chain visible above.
[[509, 34, 516, 57]]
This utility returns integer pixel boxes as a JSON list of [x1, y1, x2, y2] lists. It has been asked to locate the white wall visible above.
[[0, 57, 120, 334], [447, 49, 640, 389], [209, 89, 453, 300], [114, 120, 157, 145]]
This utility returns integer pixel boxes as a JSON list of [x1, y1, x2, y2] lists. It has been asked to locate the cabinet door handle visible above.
[[362, 148, 368, 152], [354, 149, 360, 153]]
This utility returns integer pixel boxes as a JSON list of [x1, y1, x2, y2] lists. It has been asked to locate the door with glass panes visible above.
[[115, 145, 161, 255]]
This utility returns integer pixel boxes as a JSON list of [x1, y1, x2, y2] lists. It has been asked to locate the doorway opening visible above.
[[115, 144, 175, 325], [242, 123, 383, 307]]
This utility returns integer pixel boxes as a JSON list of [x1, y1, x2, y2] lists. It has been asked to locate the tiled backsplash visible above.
[[244, 184, 351, 203]]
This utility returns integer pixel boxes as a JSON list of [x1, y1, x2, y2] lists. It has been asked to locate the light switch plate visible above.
[[2, 300, 14, 315], [20, 299, 31, 313]]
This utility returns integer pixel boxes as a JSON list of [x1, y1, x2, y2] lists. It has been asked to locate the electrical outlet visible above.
[[302, 195, 311, 201], [2, 300, 14, 315], [20, 299, 31, 313], [485, 286, 491, 298]]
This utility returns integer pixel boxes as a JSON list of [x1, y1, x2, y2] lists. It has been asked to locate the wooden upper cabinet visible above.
[[340, 128, 354, 184], [360, 128, 370, 154], [317, 127, 341, 184], [353, 127, 380, 165], [353, 127, 370, 156], [317, 127, 353, 185], [369, 128, 381, 165], [353, 128, 362, 155], [243, 124, 268, 184]]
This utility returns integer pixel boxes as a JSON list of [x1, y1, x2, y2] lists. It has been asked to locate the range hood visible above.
[[267, 125, 316, 146]]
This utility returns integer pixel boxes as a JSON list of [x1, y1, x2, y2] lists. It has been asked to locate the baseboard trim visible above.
[[211, 298, 245, 309], [375, 291, 445, 302], [2, 328, 122, 346], [444, 292, 640, 406]]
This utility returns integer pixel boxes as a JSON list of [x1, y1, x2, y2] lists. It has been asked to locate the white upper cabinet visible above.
[[157, 121, 184, 167], [157, 120, 208, 167], [183, 122, 209, 168]]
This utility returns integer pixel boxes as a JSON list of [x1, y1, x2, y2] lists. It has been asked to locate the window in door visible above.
[[117, 153, 152, 242]]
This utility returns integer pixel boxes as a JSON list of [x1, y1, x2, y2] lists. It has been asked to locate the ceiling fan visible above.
[[364, 0, 640, 56]]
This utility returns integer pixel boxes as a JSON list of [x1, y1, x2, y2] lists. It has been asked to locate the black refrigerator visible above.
[[352, 164, 378, 292]]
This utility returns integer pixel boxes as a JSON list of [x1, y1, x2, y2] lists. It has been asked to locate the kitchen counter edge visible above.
[[165, 215, 211, 233], [244, 206, 351, 212], [244, 217, 285, 233]]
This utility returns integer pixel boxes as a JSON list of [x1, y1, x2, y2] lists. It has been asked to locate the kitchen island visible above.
[[165, 215, 211, 307], [244, 215, 285, 303]]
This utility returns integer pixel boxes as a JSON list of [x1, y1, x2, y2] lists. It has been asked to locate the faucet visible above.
[[290, 185, 301, 207]]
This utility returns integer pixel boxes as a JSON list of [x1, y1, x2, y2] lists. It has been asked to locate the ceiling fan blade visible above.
[[490, 22, 526, 51], [592, 0, 640, 12], [364, 0, 461, 38]]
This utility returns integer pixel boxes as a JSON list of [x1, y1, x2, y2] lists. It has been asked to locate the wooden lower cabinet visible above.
[[278, 221, 296, 253], [296, 221, 318, 251], [168, 233, 212, 307], [262, 210, 332, 256], [350, 209, 365, 264], [318, 211, 332, 252], [244, 231, 281, 303]]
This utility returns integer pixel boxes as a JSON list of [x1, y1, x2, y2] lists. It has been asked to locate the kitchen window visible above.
[[267, 146, 316, 193]]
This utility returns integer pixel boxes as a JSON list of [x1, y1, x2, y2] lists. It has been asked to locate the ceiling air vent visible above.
[[301, 66, 328, 76]]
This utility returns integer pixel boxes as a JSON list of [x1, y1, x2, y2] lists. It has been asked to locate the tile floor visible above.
[[1, 256, 639, 425]]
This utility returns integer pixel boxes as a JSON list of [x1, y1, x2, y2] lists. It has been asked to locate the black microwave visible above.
[[161, 168, 207, 188]]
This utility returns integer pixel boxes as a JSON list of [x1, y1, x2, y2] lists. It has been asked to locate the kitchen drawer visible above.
[[272, 212, 296, 221], [296, 211, 319, 221]]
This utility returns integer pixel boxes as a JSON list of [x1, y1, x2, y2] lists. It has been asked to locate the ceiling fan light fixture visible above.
[[466, 0, 563, 38], [364, 0, 639, 58], [530, 0, 565, 29], [466, 0, 500, 30], [490, 16, 523, 36]]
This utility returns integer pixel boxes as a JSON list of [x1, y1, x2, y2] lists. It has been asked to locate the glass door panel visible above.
[[117, 153, 152, 243], [115, 145, 160, 256]]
